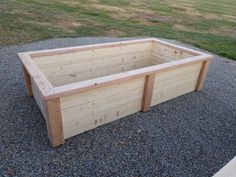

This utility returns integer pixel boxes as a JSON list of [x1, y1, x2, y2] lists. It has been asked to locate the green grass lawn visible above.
[[0, 0, 236, 60]]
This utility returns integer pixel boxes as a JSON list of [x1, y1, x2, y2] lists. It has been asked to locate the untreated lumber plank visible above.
[[195, 59, 211, 91], [45, 98, 64, 147], [46, 54, 212, 100], [29, 38, 153, 58], [22, 64, 33, 96], [152, 38, 204, 56], [142, 74, 155, 112], [151, 62, 202, 106], [31, 78, 47, 118], [60, 77, 145, 139], [18, 52, 53, 96], [28, 38, 202, 58]]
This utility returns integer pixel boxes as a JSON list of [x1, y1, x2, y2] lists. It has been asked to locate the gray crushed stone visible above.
[[0, 37, 235, 177]]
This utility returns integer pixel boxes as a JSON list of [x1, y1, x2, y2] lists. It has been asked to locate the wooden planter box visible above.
[[18, 38, 212, 147]]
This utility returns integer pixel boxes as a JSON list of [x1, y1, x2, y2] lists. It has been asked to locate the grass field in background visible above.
[[0, 0, 236, 60]]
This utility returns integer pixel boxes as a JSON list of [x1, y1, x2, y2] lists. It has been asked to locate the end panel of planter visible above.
[[60, 77, 145, 139], [151, 62, 203, 106]]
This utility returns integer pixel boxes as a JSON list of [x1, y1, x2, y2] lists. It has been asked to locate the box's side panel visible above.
[[32, 42, 152, 67], [31, 78, 47, 118], [151, 62, 202, 106], [44, 53, 150, 87], [32, 42, 152, 86], [60, 77, 145, 139], [151, 42, 195, 64]]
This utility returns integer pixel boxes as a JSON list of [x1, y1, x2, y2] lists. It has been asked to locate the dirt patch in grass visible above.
[[54, 21, 81, 32], [20, 11, 82, 33], [204, 14, 221, 20], [0, 4, 6, 11], [210, 26, 236, 38], [173, 24, 191, 32], [57, 0, 81, 6], [92, 4, 125, 12], [105, 29, 126, 37], [222, 15, 236, 22], [25, 21, 51, 27], [109, 11, 136, 21], [89, 0, 98, 3], [171, 4, 201, 17]]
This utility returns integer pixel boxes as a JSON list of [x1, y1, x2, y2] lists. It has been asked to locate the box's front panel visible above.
[[60, 77, 145, 139], [151, 62, 202, 106]]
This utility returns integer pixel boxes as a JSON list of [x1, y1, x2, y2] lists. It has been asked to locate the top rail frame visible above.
[[18, 38, 213, 101]]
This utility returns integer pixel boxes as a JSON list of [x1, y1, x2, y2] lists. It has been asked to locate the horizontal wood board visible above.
[[60, 77, 145, 139], [33, 43, 152, 86], [151, 62, 202, 105]]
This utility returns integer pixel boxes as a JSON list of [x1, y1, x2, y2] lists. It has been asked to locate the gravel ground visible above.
[[0, 37, 235, 177]]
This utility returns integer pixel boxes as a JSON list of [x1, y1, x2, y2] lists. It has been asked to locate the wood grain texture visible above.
[[60, 77, 145, 139], [142, 74, 155, 112], [18, 53, 53, 96], [33, 44, 152, 87], [46, 98, 64, 147], [152, 43, 194, 60], [29, 38, 154, 58], [31, 78, 47, 118], [28, 38, 203, 58], [151, 62, 202, 106], [33, 43, 152, 68], [195, 59, 212, 91], [152, 38, 204, 56], [22, 64, 33, 96], [46, 54, 211, 100], [44, 54, 151, 86]]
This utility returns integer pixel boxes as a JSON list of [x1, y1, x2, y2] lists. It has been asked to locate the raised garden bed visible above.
[[18, 38, 213, 147]]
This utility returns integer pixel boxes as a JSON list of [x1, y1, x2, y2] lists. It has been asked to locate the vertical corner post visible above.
[[142, 74, 156, 112], [45, 98, 64, 147], [22, 65, 33, 96], [195, 59, 211, 91]]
